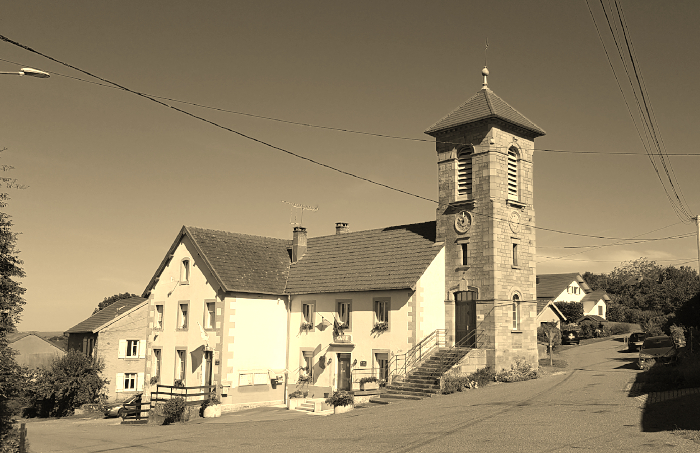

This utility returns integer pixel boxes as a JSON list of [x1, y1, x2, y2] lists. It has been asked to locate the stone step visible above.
[[297, 403, 315, 412], [387, 384, 439, 394], [384, 389, 436, 397], [380, 392, 423, 400], [391, 381, 439, 390]]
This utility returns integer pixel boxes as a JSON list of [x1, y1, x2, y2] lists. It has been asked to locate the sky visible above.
[[1, 1, 699, 332]]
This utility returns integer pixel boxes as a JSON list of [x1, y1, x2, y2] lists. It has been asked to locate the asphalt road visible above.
[[24, 337, 698, 452]]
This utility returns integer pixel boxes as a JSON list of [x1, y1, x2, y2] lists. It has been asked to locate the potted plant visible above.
[[300, 321, 314, 332], [359, 376, 379, 391], [325, 390, 354, 415], [371, 322, 389, 334], [287, 390, 307, 410], [297, 367, 312, 384], [201, 394, 221, 418]]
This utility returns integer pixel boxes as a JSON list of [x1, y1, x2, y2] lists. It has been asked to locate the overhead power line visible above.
[[3, 55, 700, 158], [1, 36, 695, 246]]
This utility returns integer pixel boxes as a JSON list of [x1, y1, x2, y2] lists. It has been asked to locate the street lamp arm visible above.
[[0, 67, 50, 78]]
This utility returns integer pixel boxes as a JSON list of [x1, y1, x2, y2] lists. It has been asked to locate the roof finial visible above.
[[482, 38, 489, 89]]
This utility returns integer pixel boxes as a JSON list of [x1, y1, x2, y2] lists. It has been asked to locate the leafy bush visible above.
[[24, 351, 108, 417], [669, 324, 686, 347], [288, 390, 307, 399], [441, 367, 495, 394], [162, 397, 185, 424], [606, 322, 636, 335], [325, 391, 354, 407], [495, 358, 538, 382]]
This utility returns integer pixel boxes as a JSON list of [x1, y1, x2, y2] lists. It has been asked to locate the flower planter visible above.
[[360, 382, 379, 391], [333, 404, 354, 415], [287, 398, 304, 410], [203, 404, 221, 418]]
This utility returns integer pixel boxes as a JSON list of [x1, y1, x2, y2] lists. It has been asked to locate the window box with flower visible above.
[[371, 322, 389, 334]]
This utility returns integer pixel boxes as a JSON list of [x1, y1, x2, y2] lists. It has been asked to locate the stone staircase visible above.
[[383, 347, 471, 399]]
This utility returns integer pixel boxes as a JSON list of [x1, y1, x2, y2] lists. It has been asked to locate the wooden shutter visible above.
[[116, 373, 124, 392], [507, 150, 518, 200], [118, 340, 127, 359], [457, 148, 472, 197], [137, 372, 144, 391], [138, 340, 146, 359]]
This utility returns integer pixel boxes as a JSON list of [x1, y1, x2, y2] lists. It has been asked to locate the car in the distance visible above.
[[561, 330, 580, 345], [103, 393, 143, 418], [638, 335, 678, 369], [627, 332, 647, 352]]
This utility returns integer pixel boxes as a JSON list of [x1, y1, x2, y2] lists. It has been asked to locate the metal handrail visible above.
[[388, 329, 446, 382]]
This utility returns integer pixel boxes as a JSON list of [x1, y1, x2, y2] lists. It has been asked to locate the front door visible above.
[[337, 353, 351, 391], [455, 291, 477, 347], [202, 351, 213, 387]]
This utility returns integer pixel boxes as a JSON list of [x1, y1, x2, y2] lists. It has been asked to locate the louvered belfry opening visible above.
[[457, 147, 473, 197], [507, 148, 518, 200]]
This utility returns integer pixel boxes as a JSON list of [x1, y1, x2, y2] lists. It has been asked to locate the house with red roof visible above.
[[536, 273, 609, 320], [66, 296, 149, 401], [140, 67, 546, 410]]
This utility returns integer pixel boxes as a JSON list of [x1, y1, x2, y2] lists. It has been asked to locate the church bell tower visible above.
[[425, 67, 545, 371]]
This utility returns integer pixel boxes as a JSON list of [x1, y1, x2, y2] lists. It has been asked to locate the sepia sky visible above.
[[1, 1, 699, 331]]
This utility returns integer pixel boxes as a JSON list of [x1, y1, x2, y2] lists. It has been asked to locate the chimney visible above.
[[292, 226, 307, 263], [335, 222, 350, 235]]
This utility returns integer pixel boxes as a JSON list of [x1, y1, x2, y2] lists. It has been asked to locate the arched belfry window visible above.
[[457, 147, 473, 198], [512, 294, 521, 330], [507, 147, 519, 201]]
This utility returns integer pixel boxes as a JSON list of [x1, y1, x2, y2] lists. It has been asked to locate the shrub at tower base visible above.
[[24, 351, 108, 418]]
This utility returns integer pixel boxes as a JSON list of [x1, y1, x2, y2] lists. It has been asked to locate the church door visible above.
[[455, 291, 477, 347]]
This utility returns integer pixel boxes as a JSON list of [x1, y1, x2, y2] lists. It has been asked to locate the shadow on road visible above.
[[641, 393, 700, 432]]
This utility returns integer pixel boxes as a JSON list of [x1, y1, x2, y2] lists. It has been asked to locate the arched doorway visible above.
[[454, 290, 477, 347]]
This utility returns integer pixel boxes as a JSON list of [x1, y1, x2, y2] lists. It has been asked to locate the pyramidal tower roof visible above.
[[425, 67, 546, 137]]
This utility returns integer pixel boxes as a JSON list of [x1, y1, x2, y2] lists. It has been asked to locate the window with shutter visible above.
[[118, 340, 127, 359], [116, 373, 124, 392], [457, 147, 473, 198], [507, 149, 518, 200]]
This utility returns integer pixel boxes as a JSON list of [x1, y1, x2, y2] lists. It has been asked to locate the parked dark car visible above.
[[638, 336, 678, 369], [627, 332, 647, 352], [103, 393, 143, 418], [561, 330, 580, 345]]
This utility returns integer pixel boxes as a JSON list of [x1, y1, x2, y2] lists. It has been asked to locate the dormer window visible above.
[[457, 147, 473, 199], [180, 259, 190, 284]]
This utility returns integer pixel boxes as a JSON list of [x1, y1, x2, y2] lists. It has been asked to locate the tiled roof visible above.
[[7, 332, 66, 352], [285, 222, 441, 294], [581, 289, 609, 303], [425, 88, 546, 136], [65, 297, 147, 334], [576, 315, 606, 323], [537, 300, 550, 314], [536, 273, 581, 300], [186, 227, 291, 294]]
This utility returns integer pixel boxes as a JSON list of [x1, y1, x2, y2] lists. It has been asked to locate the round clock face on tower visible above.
[[454, 211, 472, 234], [509, 211, 521, 233]]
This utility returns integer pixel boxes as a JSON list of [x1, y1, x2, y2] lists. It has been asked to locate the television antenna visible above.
[[282, 200, 318, 227]]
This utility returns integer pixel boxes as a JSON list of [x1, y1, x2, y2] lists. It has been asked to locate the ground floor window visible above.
[[124, 373, 136, 391]]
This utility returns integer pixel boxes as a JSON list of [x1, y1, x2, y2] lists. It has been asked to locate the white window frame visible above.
[[176, 349, 186, 383], [155, 304, 164, 330], [178, 302, 189, 330], [124, 373, 137, 391], [374, 299, 390, 325], [512, 295, 521, 331], [204, 302, 216, 330], [126, 340, 139, 358], [337, 300, 352, 330], [301, 302, 315, 330], [152, 348, 161, 382], [180, 258, 190, 284]]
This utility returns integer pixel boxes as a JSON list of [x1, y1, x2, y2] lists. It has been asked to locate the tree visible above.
[[0, 149, 27, 448], [25, 351, 108, 418], [554, 302, 583, 322], [92, 292, 139, 314]]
